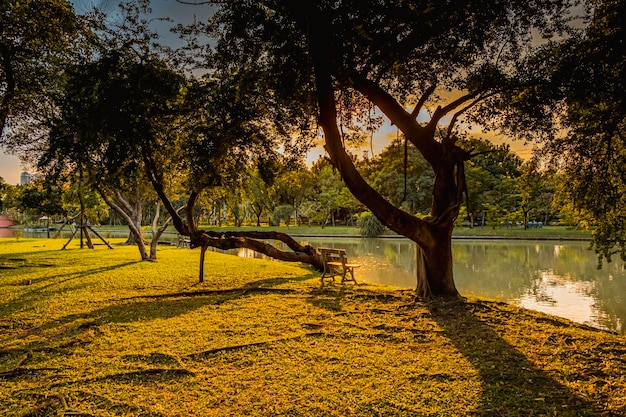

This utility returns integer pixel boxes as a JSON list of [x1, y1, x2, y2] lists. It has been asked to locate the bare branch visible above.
[[430, 92, 476, 127], [443, 89, 505, 142]]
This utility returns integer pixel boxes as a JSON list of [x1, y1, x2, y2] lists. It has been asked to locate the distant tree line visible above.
[[0, 135, 566, 232]]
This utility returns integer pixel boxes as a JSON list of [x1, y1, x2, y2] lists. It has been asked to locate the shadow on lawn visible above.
[[0, 261, 141, 321], [429, 300, 599, 416], [55, 271, 321, 326], [242, 271, 319, 288]]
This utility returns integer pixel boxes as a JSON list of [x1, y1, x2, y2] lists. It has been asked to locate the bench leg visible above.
[[341, 267, 357, 284]]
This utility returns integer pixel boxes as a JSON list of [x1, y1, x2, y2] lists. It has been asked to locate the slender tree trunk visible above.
[[99, 191, 150, 260], [199, 245, 207, 283], [130, 225, 149, 260]]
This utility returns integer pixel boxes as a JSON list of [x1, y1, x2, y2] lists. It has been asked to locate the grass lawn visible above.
[[1, 237, 624, 416]]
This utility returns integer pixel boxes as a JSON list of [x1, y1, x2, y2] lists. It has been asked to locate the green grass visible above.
[[452, 224, 591, 239], [1, 237, 624, 416]]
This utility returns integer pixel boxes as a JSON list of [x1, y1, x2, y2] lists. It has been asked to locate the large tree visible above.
[[204, 0, 579, 297], [0, 0, 82, 143]]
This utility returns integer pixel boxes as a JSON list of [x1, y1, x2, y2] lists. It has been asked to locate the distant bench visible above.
[[319, 247, 360, 285], [177, 234, 191, 248]]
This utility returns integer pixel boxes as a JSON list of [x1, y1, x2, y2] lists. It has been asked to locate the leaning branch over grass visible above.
[[147, 170, 325, 282]]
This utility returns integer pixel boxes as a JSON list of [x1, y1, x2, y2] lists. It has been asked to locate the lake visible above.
[[285, 237, 626, 334], [4, 228, 625, 333]]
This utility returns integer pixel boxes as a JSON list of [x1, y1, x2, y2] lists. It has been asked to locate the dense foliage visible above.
[[1, 136, 558, 234], [501, 0, 626, 264], [0, 0, 83, 145]]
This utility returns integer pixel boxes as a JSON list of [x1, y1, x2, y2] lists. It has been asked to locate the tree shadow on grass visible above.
[[429, 299, 600, 416], [242, 271, 319, 288], [0, 261, 141, 321]]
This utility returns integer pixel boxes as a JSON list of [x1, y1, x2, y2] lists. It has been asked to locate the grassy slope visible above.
[[0, 238, 624, 416]]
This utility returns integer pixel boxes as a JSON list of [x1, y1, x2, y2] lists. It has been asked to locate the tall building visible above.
[[20, 172, 32, 186]]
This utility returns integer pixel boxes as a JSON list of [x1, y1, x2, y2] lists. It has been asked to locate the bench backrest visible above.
[[319, 247, 348, 269]]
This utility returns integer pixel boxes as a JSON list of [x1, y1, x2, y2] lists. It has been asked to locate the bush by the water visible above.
[[358, 212, 386, 237]]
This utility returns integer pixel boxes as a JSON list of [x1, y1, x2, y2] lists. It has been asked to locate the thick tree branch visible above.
[[443, 90, 505, 142], [186, 190, 199, 232], [203, 230, 313, 254], [429, 92, 477, 131], [194, 231, 323, 269], [411, 84, 436, 118], [352, 77, 441, 165], [140, 142, 188, 234], [301, 12, 433, 248], [114, 191, 135, 214]]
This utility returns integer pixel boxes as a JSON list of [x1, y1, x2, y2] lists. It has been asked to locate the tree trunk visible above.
[[149, 201, 169, 261], [199, 245, 207, 283], [130, 228, 149, 260], [302, 14, 466, 298], [125, 218, 143, 244], [99, 191, 150, 260], [416, 227, 458, 298]]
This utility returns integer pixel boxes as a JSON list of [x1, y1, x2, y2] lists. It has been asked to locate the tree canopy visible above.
[[0, 0, 82, 144], [500, 0, 626, 264], [201, 0, 581, 296]]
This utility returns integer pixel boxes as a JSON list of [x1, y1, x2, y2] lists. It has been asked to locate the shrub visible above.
[[357, 212, 385, 237], [272, 205, 294, 226]]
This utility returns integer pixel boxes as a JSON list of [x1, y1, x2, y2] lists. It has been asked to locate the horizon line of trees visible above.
[[1, 135, 567, 234]]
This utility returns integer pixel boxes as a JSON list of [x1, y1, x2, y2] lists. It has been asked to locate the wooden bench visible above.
[[177, 234, 191, 248], [319, 247, 360, 285]]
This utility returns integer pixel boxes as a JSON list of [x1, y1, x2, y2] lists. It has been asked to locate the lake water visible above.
[[4, 228, 624, 333], [288, 237, 626, 334]]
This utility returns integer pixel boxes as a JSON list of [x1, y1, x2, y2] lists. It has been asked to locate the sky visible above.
[[0, 0, 534, 185]]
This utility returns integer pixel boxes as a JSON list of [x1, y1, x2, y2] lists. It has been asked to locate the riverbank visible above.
[[0, 238, 623, 416], [202, 224, 593, 240], [10, 223, 593, 241]]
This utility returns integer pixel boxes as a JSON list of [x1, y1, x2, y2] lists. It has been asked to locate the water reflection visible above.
[[450, 240, 625, 334]]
